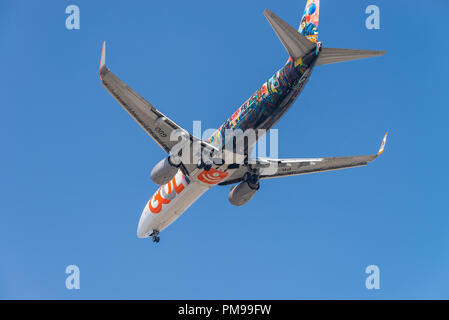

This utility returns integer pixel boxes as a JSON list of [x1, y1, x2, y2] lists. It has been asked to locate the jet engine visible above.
[[150, 157, 178, 185], [228, 180, 259, 207]]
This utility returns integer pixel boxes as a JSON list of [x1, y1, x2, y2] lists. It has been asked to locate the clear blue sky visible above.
[[1, 0, 448, 299]]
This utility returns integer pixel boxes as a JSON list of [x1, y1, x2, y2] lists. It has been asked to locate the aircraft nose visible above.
[[137, 223, 146, 239], [137, 207, 150, 238]]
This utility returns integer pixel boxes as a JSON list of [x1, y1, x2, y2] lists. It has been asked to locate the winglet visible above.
[[377, 132, 388, 155], [99, 41, 107, 80]]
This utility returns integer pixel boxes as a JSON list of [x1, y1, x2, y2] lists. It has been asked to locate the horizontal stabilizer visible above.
[[316, 47, 385, 66], [264, 9, 315, 60]]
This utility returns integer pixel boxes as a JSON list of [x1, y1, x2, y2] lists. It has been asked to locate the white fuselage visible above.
[[137, 168, 228, 238]]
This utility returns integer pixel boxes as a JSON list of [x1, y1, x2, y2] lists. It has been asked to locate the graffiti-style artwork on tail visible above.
[[298, 0, 319, 43], [99, 0, 387, 243]]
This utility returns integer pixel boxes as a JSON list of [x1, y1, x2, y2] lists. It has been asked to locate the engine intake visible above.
[[228, 180, 259, 207], [150, 157, 178, 185]]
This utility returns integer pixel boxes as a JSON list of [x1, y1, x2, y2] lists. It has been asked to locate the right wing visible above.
[[99, 42, 217, 172], [254, 133, 388, 179]]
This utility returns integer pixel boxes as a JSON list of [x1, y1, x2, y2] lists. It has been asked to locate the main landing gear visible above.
[[150, 230, 160, 243], [197, 159, 212, 171], [243, 172, 260, 190]]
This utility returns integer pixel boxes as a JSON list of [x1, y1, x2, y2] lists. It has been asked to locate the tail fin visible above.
[[298, 0, 320, 43], [264, 2, 385, 65], [264, 9, 315, 60], [316, 47, 386, 66]]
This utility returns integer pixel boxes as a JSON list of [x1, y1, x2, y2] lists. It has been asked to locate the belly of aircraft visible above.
[[138, 168, 232, 237]]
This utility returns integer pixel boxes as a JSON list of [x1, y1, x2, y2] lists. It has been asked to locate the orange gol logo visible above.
[[198, 168, 228, 185], [149, 173, 188, 214]]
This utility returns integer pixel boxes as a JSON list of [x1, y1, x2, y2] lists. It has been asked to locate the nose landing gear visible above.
[[150, 230, 160, 243]]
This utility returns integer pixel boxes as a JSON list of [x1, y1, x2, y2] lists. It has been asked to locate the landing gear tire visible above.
[[197, 160, 212, 171], [243, 172, 260, 190], [243, 172, 258, 184], [150, 230, 160, 243]]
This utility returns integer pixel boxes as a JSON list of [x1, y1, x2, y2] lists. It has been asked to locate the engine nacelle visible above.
[[228, 181, 259, 207], [150, 158, 178, 185]]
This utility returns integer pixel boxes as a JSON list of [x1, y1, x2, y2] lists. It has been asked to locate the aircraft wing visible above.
[[99, 42, 217, 171], [253, 133, 388, 180]]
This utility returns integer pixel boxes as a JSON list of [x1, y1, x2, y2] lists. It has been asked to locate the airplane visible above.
[[99, 0, 387, 243]]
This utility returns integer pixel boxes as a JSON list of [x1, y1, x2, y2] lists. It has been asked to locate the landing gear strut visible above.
[[150, 230, 160, 243], [243, 172, 260, 190], [197, 159, 212, 171]]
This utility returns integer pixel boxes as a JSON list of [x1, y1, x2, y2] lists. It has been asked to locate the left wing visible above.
[[99, 42, 189, 153], [253, 133, 388, 179], [99, 42, 218, 174]]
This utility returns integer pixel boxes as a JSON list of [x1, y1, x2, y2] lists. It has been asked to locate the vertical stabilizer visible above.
[[298, 0, 320, 43]]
